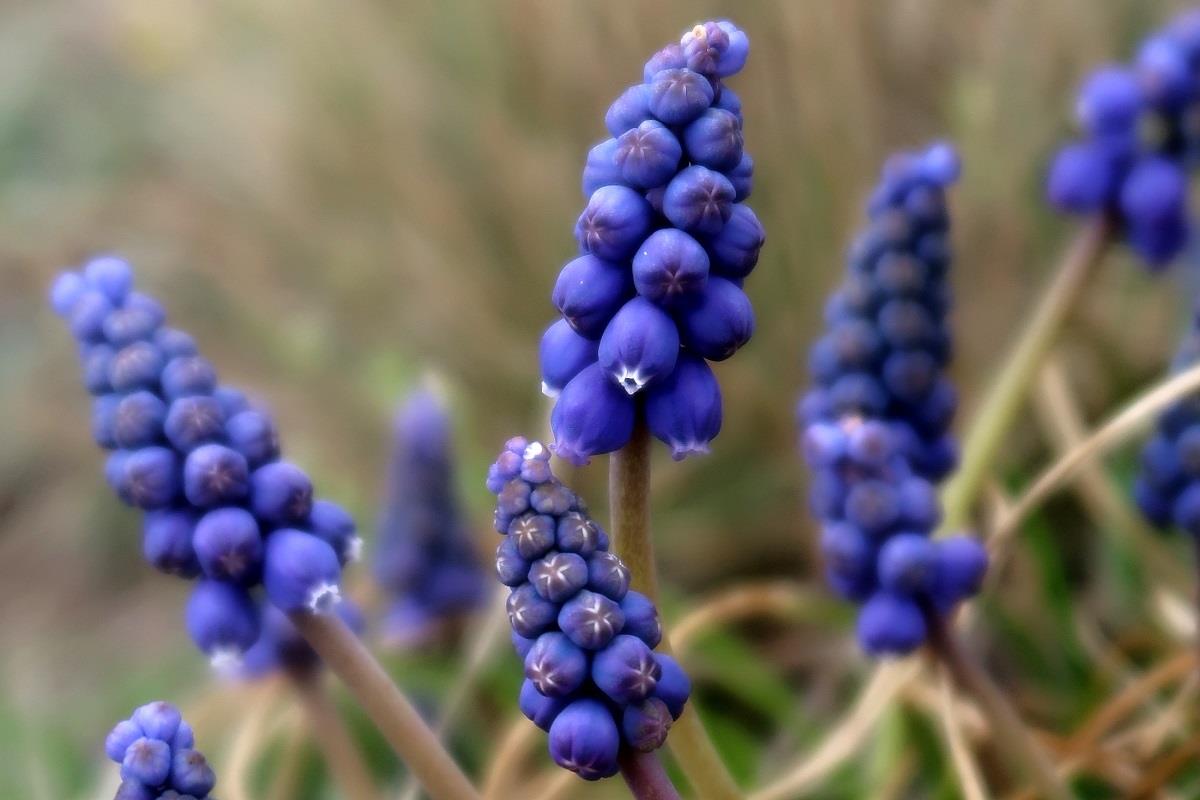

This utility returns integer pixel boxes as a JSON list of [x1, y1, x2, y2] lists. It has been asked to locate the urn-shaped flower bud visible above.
[[263, 529, 342, 613], [632, 228, 710, 307], [525, 631, 589, 697], [615, 121, 683, 189], [575, 185, 654, 261], [185, 579, 261, 668], [606, 84, 653, 137], [648, 68, 714, 125], [592, 634, 661, 704], [551, 363, 635, 464], [662, 165, 736, 235], [598, 297, 680, 395], [552, 254, 634, 338], [558, 589, 624, 650], [706, 204, 765, 278], [682, 108, 743, 171], [540, 319, 599, 397], [644, 354, 722, 460], [677, 277, 755, 360], [548, 699, 621, 780]]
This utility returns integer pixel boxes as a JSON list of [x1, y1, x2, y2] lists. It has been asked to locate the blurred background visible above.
[[6, 0, 1200, 797]]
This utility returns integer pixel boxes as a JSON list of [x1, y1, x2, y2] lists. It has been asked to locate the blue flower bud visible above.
[[728, 152, 753, 201], [225, 409, 280, 468], [648, 68, 714, 126], [120, 447, 180, 510], [587, 550, 632, 601], [214, 386, 249, 417], [309, 499, 360, 565], [172, 721, 194, 751], [556, 511, 602, 556], [115, 391, 167, 449], [82, 344, 115, 395], [552, 254, 634, 338], [194, 507, 262, 584], [558, 589, 624, 650], [103, 307, 161, 347], [593, 634, 661, 705], [644, 354, 722, 461], [132, 701, 182, 742], [160, 357, 217, 400], [575, 185, 654, 261], [643, 43, 686, 82], [50, 271, 87, 317], [802, 422, 847, 467], [531, 481, 574, 516], [508, 512, 556, 560], [632, 228, 710, 307], [525, 632, 589, 697], [83, 255, 134, 302], [1138, 34, 1192, 108], [551, 362, 635, 465], [1121, 156, 1188, 226], [882, 350, 937, 403], [681, 22, 730, 75], [519, 678, 569, 731], [1076, 65, 1143, 136], [705, 203, 764, 278], [844, 479, 900, 537], [856, 592, 926, 656], [651, 653, 690, 719], [1173, 482, 1200, 534], [110, 342, 166, 393], [897, 476, 941, 531], [548, 699, 621, 780], [662, 165, 735, 235], [264, 529, 342, 613], [682, 108, 743, 171], [507, 583, 559, 638], [495, 537, 531, 586], [1129, 215, 1189, 266], [622, 697, 673, 752], [598, 297, 680, 394], [677, 276, 754, 360], [606, 84, 652, 136], [615, 121, 682, 189], [512, 631, 536, 659], [164, 396, 225, 453], [69, 290, 114, 342], [142, 510, 200, 578], [497, 479, 532, 519], [171, 749, 216, 797], [184, 444, 250, 507], [877, 533, 935, 594], [1046, 141, 1120, 213], [539, 319, 599, 398], [250, 461, 313, 525], [529, 552, 589, 603], [155, 328, 198, 359], [713, 21, 749, 77], [106, 719, 144, 762], [114, 781, 155, 800], [619, 590, 663, 648], [929, 536, 989, 610], [92, 395, 120, 449], [581, 138, 626, 197], [121, 737, 171, 786], [185, 579, 260, 666]]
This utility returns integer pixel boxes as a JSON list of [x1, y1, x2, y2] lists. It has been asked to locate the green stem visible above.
[[290, 671, 379, 800], [922, 605, 1072, 800], [938, 216, 1112, 534], [609, 420, 744, 800], [290, 611, 481, 800]]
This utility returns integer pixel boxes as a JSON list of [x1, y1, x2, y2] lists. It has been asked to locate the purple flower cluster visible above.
[[106, 702, 215, 800], [487, 439, 689, 780], [540, 20, 765, 464], [1134, 324, 1200, 532], [50, 257, 360, 670], [374, 386, 486, 646], [799, 146, 989, 656], [1046, 9, 1200, 267]]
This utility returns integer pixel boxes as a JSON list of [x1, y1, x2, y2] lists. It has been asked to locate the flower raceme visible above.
[[541, 20, 765, 464], [106, 702, 216, 800], [799, 145, 989, 656], [374, 385, 486, 646], [1046, 8, 1200, 267], [486, 438, 690, 780], [50, 257, 362, 670]]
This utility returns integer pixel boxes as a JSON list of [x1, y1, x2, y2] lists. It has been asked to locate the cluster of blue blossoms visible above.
[[540, 20, 766, 463], [1047, 9, 1200, 267], [1134, 324, 1200, 533], [487, 439, 690, 780], [800, 145, 989, 656], [50, 257, 361, 671], [106, 702, 216, 800], [375, 386, 486, 646]]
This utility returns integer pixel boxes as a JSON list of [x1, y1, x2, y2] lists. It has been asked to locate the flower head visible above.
[[106, 702, 216, 799]]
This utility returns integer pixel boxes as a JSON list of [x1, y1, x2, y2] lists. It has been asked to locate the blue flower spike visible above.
[[106, 702, 217, 799], [488, 440, 689, 779], [543, 19, 763, 463]]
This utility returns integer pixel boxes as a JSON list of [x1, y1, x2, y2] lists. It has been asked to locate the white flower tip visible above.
[[307, 582, 343, 614], [541, 381, 559, 398], [209, 647, 244, 677], [343, 537, 364, 563]]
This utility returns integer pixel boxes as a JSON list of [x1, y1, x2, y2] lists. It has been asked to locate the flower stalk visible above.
[[620, 748, 683, 800], [609, 418, 744, 800], [290, 611, 481, 800], [290, 672, 379, 800]]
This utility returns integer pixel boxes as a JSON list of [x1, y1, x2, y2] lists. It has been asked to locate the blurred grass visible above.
[[5, 0, 1200, 797]]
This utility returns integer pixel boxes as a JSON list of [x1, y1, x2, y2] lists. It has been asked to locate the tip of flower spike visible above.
[[524, 441, 549, 460], [668, 440, 711, 461], [209, 647, 245, 678], [307, 581, 343, 613]]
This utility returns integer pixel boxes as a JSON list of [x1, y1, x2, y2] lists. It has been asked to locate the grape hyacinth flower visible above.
[[541, 19, 765, 464], [487, 438, 689, 780], [1046, 8, 1200, 267], [375, 385, 486, 646], [50, 256, 360, 669], [106, 702, 217, 800], [800, 145, 989, 656]]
